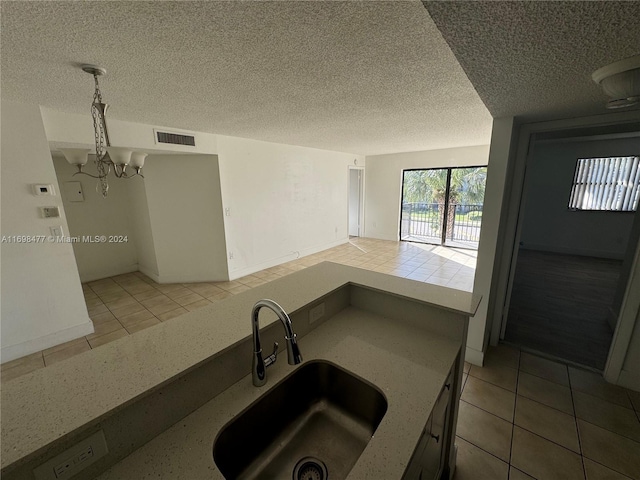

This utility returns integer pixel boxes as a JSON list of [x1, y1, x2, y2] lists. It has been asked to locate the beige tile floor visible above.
[[3, 238, 640, 478], [1, 238, 476, 382], [457, 345, 640, 480]]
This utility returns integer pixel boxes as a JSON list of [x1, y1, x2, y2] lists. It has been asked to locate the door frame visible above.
[[348, 165, 365, 238], [487, 109, 640, 384]]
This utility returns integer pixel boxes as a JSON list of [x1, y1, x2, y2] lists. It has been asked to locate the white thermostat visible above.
[[32, 184, 55, 196]]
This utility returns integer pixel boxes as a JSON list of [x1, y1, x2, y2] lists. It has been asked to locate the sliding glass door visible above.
[[400, 166, 487, 249]]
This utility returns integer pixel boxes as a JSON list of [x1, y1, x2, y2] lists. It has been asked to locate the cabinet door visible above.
[[404, 369, 455, 480], [419, 381, 451, 480], [419, 434, 441, 480], [403, 418, 431, 479]]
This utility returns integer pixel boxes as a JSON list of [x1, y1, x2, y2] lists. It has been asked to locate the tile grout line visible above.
[[467, 367, 519, 393], [453, 433, 512, 471], [459, 398, 582, 459], [462, 361, 601, 477], [567, 366, 588, 480], [3, 240, 477, 381], [507, 350, 521, 480]]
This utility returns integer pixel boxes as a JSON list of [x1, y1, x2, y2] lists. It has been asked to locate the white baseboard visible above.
[[365, 232, 398, 242], [154, 272, 230, 284], [464, 345, 485, 367], [138, 264, 160, 283], [1, 320, 95, 364], [228, 238, 349, 280], [79, 265, 139, 283], [139, 263, 230, 285]]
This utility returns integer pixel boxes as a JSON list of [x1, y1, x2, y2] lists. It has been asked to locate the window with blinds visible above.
[[568, 156, 640, 212]]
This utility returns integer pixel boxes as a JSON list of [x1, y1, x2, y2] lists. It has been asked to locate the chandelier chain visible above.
[[91, 74, 109, 197]]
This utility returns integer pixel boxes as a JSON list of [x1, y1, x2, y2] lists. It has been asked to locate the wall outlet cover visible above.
[[33, 430, 108, 480]]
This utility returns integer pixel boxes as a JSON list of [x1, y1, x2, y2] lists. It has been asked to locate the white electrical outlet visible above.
[[229, 251, 234, 259], [33, 430, 108, 480], [309, 303, 325, 324]]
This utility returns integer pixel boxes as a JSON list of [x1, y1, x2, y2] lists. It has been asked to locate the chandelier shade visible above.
[[130, 152, 148, 169], [60, 148, 90, 166], [105, 147, 133, 166]]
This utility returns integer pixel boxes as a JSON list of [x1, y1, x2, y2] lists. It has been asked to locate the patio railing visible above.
[[400, 202, 483, 246]]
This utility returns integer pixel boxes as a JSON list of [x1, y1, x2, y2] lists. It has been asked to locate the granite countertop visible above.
[[97, 305, 462, 479], [1, 262, 480, 475]]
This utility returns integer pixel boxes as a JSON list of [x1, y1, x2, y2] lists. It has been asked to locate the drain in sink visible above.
[[292, 457, 328, 480]]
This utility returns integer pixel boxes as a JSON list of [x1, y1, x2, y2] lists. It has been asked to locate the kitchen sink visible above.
[[213, 360, 388, 480]]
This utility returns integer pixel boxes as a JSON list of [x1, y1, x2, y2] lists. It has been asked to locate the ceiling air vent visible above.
[[155, 130, 196, 146]]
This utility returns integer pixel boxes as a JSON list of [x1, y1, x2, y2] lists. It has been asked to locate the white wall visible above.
[[348, 168, 362, 236], [364, 145, 490, 241], [520, 138, 638, 259], [143, 154, 228, 283], [216, 136, 364, 279], [471, 118, 515, 365], [127, 177, 159, 280], [1, 101, 93, 363], [41, 108, 218, 155], [52, 157, 138, 282]]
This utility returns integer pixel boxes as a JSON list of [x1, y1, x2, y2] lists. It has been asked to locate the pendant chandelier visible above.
[[60, 65, 147, 198]]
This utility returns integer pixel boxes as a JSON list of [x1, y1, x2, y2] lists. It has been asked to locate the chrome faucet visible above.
[[251, 299, 302, 387]]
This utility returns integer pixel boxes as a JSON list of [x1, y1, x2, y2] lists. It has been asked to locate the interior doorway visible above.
[[348, 167, 364, 237], [400, 166, 487, 249], [502, 133, 639, 370]]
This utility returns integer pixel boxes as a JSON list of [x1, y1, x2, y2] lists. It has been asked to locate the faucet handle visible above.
[[264, 341, 279, 367]]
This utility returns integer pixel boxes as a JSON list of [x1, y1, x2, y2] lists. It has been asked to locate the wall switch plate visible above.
[[32, 184, 55, 196], [50, 226, 64, 237], [309, 303, 325, 324], [40, 206, 60, 218], [33, 430, 108, 480]]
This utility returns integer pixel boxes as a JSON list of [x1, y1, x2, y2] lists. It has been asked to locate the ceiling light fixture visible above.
[[592, 56, 640, 109], [60, 65, 147, 198]]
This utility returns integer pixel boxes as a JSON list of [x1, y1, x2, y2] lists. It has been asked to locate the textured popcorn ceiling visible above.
[[0, 1, 492, 155], [423, 1, 640, 121]]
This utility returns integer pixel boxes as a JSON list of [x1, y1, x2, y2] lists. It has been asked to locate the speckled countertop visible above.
[[97, 306, 463, 479], [1, 262, 480, 476]]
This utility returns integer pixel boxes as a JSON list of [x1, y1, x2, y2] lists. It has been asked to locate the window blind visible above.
[[568, 156, 640, 211]]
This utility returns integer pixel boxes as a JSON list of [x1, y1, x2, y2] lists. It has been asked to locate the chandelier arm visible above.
[[112, 164, 128, 178], [72, 171, 103, 179]]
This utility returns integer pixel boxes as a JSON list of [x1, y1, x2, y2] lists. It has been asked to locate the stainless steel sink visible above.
[[213, 360, 388, 480]]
